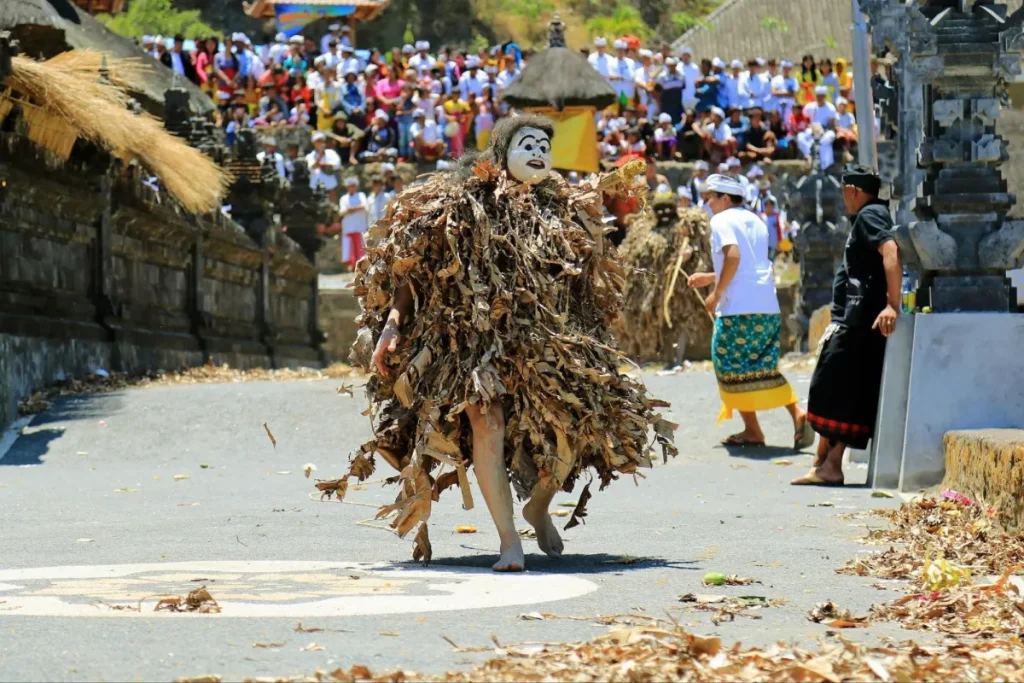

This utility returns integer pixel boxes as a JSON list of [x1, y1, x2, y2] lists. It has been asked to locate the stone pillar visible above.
[[782, 148, 848, 349], [863, 0, 1024, 312]]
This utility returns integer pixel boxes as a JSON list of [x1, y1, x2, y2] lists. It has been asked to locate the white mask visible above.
[[506, 126, 552, 184]]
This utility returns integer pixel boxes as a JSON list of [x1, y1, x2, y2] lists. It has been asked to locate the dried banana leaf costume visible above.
[[326, 116, 677, 561], [615, 200, 715, 363]]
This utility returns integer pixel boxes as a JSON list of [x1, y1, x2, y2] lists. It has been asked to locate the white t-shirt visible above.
[[341, 191, 369, 234], [803, 101, 837, 127], [458, 70, 488, 101], [837, 111, 856, 130], [306, 149, 341, 191], [612, 56, 636, 99], [710, 207, 780, 317], [748, 72, 771, 109], [588, 51, 619, 84], [410, 119, 441, 144], [680, 61, 701, 104], [709, 122, 733, 143]]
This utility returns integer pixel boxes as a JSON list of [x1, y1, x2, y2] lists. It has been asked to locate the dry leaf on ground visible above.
[[173, 474, 190, 481], [154, 586, 220, 614], [252, 642, 285, 649], [263, 423, 277, 449], [455, 526, 477, 534], [300, 642, 324, 652]]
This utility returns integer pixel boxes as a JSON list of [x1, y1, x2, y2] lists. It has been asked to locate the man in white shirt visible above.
[[803, 86, 838, 127], [338, 26, 353, 48], [306, 132, 341, 200], [267, 32, 289, 66], [725, 59, 751, 110], [770, 59, 799, 122], [747, 58, 771, 111], [337, 45, 361, 81], [678, 46, 701, 112], [256, 137, 288, 180], [409, 111, 446, 161], [588, 37, 619, 87], [633, 49, 657, 116], [458, 56, 488, 101], [797, 123, 838, 170], [495, 61, 519, 92], [686, 173, 809, 447], [612, 39, 636, 103], [836, 98, 856, 131], [320, 24, 342, 57], [366, 176, 390, 233], [704, 106, 736, 159], [409, 40, 435, 78], [339, 176, 369, 266]]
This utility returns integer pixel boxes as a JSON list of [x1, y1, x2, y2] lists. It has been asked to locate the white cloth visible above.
[[709, 122, 733, 143], [267, 42, 288, 66], [413, 95, 436, 122], [367, 191, 389, 227], [256, 150, 287, 180], [802, 101, 837, 127], [680, 61, 701, 107], [748, 72, 771, 109], [340, 191, 369, 262], [588, 52, 619, 85], [837, 111, 856, 130], [320, 33, 338, 56], [337, 56, 362, 78], [613, 56, 636, 100], [305, 149, 341, 191], [723, 72, 743, 110], [710, 207, 780, 317], [410, 119, 441, 144], [170, 51, 185, 76], [495, 69, 518, 91], [408, 53, 435, 78], [769, 75, 798, 119], [633, 64, 657, 115], [797, 129, 837, 169], [458, 70, 488, 101]]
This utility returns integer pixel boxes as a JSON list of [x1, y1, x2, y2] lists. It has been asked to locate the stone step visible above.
[[943, 429, 1024, 532]]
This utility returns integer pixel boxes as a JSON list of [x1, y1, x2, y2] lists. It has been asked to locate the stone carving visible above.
[[862, 0, 1024, 311], [781, 142, 849, 350], [548, 15, 567, 48]]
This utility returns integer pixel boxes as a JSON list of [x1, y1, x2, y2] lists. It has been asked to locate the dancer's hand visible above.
[[372, 320, 400, 376], [872, 304, 899, 338], [704, 291, 720, 316], [687, 272, 715, 289]]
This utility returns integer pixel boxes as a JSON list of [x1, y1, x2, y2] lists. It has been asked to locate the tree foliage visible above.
[[97, 0, 216, 39], [585, 2, 652, 40]]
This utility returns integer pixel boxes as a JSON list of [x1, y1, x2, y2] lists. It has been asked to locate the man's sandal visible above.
[[790, 471, 845, 487], [722, 434, 766, 447]]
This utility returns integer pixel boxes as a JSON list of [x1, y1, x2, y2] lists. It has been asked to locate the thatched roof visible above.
[[0, 0, 214, 117], [502, 47, 616, 111]]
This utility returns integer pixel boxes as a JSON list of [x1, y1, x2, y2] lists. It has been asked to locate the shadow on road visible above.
[[0, 426, 63, 466], [718, 444, 810, 461], [425, 553, 700, 574]]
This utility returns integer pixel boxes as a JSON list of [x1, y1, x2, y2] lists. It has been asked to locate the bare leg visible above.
[[465, 403, 524, 572], [813, 435, 829, 467], [523, 479, 563, 559], [732, 411, 766, 443], [784, 401, 806, 427], [792, 439, 846, 485]]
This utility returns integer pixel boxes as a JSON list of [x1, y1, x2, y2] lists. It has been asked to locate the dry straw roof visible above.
[[1, 50, 228, 214], [0, 0, 214, 116], [501, 47, 617, 111]]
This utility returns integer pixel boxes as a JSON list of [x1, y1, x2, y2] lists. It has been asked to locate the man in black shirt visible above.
[[793, 164, 902, 487]]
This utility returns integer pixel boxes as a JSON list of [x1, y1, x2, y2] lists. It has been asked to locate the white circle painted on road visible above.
[[0, 561, 598, 618]]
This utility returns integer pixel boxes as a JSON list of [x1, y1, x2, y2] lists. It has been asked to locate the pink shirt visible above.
[[375, 78, 403, 102]]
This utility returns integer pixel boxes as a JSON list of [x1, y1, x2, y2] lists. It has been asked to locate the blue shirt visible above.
[[695, 76, 720, 113]]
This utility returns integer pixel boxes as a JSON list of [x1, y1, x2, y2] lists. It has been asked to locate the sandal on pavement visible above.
[[790, 471, 845, 487], [722, 434, 766, 448], [794, 417, 815, 450]]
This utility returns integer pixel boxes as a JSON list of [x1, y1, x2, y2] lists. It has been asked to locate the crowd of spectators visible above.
[[140, 27, 881, 268]]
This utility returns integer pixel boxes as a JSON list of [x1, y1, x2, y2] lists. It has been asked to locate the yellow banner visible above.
[[525, 107, 599, 174]]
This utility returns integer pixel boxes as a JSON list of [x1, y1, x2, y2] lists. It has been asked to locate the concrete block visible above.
[[870, 316, 915, 490], [943, 429, 1024, 532], [898, 313, 1024, 491]]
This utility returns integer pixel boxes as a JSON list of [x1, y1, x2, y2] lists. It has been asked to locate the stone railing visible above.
[[0, 132, 324, 431]]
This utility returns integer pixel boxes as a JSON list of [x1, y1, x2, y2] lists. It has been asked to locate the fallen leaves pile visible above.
[[17, 362, 355, 416], [202, 627, 1024, 683], [840, 494, 1024, 637], [330, 154, 676, 562], [613, 204, 713, 364], [154, 586, 220, 614]]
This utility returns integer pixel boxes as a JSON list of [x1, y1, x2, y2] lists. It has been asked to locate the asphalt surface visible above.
[[0, 370, 907, 682]]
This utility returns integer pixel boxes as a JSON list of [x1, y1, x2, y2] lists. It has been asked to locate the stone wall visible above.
[[0, 134, 324, 430]]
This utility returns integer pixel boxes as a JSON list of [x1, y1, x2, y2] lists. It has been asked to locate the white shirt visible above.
[[305, 148, 341, 191], [340, 191, 369, 235], [680, 61, 701, 104], [244, 49, 265, 80], [170, 51, 185, 76], [709, 121, 733, 143], [723, 72, 742, 110], [837, 111, 856, 130], [413, 95, 436, 122], [368, 191, 389, 226], [588, 51, 619, 85], [458, 69, 488, 101], [613, 55, 636, 99], [803, 101, 838, 127], [320, 33, 339, 56], [256, 150, 287, 180], [408, 53, 435, 78], [710, 207, 780, 316], [337, 56, 362, 79], [797, 129, 837, 169], [410, 119, 441, 144], [495, 69, 518, 91], [748, 72, 771, 109], [267, 42, 288, 66], [633, 64, 656, 113]]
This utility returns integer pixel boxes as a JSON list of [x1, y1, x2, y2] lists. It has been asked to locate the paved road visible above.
[[0, 370, 904, 682]]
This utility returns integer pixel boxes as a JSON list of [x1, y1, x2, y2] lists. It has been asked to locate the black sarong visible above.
[[806, 323, 887, 450]]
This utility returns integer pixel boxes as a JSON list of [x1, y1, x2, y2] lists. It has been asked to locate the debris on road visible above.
[[252, 642, 285, 649], [154, 586, 220, 614], [703, 573, 759, 587], [807, 600, 868, 628], [176, 676, 221, 683], [263, 423, 277, 449], [871, 491, 894, 498], [299, 642, 324, 652], [303, 463, 318, 479], [455, 526, 477, 534], [173, 474, 190, 481]]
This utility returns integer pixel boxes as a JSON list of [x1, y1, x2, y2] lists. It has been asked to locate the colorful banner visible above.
[[274, 4, 355, 38]]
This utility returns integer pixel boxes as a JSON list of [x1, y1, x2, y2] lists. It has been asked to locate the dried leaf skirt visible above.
[[614, 208, 715, 363], [324, 169, 677, 559]]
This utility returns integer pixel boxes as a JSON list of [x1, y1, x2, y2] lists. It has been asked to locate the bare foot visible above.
[[492, 540, 526, 572], [523, 499, 564, 559]]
